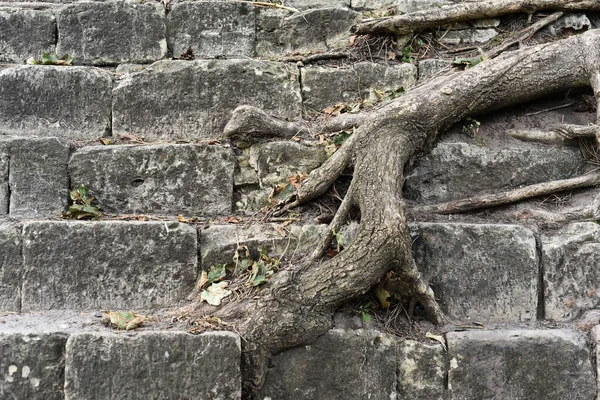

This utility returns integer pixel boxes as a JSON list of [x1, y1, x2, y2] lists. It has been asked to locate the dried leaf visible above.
[[200, 282, 232, 306], [104, 311, 147, 330], [198, 270, 209, 289], [322, 103, 345, 116], [374, 285, 391, 309], [274, 224, 287, 237], [225, 216, 240, 224], [425, 332, 447, 351]]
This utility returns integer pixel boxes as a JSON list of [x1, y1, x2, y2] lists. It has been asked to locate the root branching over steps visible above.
[[207, 9, 600, 399]]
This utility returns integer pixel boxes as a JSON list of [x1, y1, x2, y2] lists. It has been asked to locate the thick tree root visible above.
[[412, 172, 600, 215], [353, 0, 600, 35]]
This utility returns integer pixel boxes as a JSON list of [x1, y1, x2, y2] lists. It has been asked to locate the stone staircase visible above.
[[1, 0, 600, 398]]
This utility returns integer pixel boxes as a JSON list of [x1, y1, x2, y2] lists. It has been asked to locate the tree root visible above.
[[352, 0, 600, 35], [411, 172, 600, 215]]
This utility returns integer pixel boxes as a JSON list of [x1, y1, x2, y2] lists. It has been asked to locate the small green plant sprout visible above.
[[357, 300, 373, 323], [462, 117, 481, 136], [62, 185, 102, 220], [26, 52, 73, 66], [452, 48, 488, 69], [401, 45, 414, 63], [333, 230, 346, 252]]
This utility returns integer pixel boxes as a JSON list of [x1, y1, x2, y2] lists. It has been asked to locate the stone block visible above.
[[9, 137, 70, 218], [398, 340, 446, 400], [260, 329, 397, 399], [447, 329, 595, 399], [411, 223, 538, 322], [404, 142, 583, 203], [248, 141, 327, 187], [112, 59, 302, 140], [418, 58, 449, 79], [439, 28, 498, 44], [65, 331, 241, 400], [56, 0, 166, 65], [351, 0, 451, 12], [199, 223, 326, 269], [69, 144, 235, 216], [0, 8, 56, 63], [256, 7, 358, 57], [0, 65, 112, 138], [21, 221, 197, 310], [0, 141, 8, 214], [301, 62, 417, 112], [0, 332, 68, 400], [542, 222, 600, 321], [167, 2, 255, 59], [0, 224, 22, 312], [287, 0, 350, 8]]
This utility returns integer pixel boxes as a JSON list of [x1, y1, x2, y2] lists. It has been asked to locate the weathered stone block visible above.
[[0, 332, 68, 400], [301, 62, 417, 111], [418, 58, 449, 79], [248, 141, 327, 187], [542, 222, 600, 321], [351, 0, 451, 12], [199, 223, 326, 268], [256, 7, 358, 57], [112, 59, 302, 140], [404, 142, 583, 203], [69, 144, 235, 215], [56, 0, 166, 65], [22, 221, 197, 310], [0, 224, 22, 312], [260, 329, 397, 399], [439, 28, 498, 45], [398, 340, 446, 400], [411, 223, 538, 322], [0, 65, 112, 138], [287, 0, 350, 8], [167, 2, 255, 59], [9, 137, 70, 218], [447, 329, 595, 399], [65, 331, 241, 400], [0, 8, 56, 63], [0, 141, 8, 214]]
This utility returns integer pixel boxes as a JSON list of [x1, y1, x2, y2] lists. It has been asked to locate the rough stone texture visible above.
[[21, 221, 197, 310], [0, 141, 8, 214], [0, 8, 56, 63], [398, 340, 446, 400], [56, 0, 166, 65], [69, 144, 236, 215], [167, 2, 255, 59], [260, 329, 397, 399], [65, 331, 241, 400], [256, 7, 358, 57], [112, 59, 302, 140], [542, 222, 600, 321], [0, 224, 22, 312], [447, 329, 595, 399], [9, 137, 70, 218], [351, 0, 451, 12], [248, 141, 327, 187], [418, 58, 450, 79], [199, 223, 326, 269], [404, 142, 583, 203], [438, 28, 498, 44], [410, 223, 538, 322], [0, 332, 68, 400], [591, 325, 600, 395], [548, 13, 591, 36], [287, 0, 350, 8], [0, 65, 112, 139], [301, 62, 417, 112]]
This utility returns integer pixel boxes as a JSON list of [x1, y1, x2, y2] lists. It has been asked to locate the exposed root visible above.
[[411, 172, 600, 215]]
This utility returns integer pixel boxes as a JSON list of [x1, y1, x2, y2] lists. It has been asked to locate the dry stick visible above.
[[486, 11, 564, 58], [525, 102, 574, 116], [352, 0, 600, 35], [281, 52, 349, 64], [412, 172, 600, 215]]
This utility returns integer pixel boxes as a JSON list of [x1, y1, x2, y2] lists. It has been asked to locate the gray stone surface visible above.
[[199, 223, 326, 268], [351, 0, 451, 12], [56, 0, 166, 65], [260, 329, 397, 399], [0, 224, 22, 312], [0, 65, 112, 138], [447, 329, 595, 399], [248, 141, 327, 187], [0, 332, 68, 400], [9, 137, 70, 218], [438, 28, 498, 44], [112, 59, 302, 140], [548, 13, 591, 36], [0, 141, 8, 214], [287, 0, 350, 8], [404, 142, 583, 203], [0, 8, 56, 63], [398, 340, 446, 400], [418, 58, 450, 79], [542, 222, 600, 321], [256, 7, 358, 56], [65, 331, 241, 400], [69, 144, 235, 215], [411, 223, 538, 322], [21, 221, 197, 310], [301, 62, 417, 112], [167, 1, 255, 59]]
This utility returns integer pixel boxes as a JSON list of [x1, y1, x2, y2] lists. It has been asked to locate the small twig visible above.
[[446, 46, 479, 54], [281, 52, 349, 64], [229, 0, 299, 13], [525, 102, 573, 116]]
